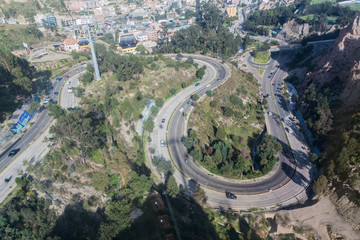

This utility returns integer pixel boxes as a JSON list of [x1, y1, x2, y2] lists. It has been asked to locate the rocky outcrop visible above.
[[329, 186, 360, 232], [304, 15, 360, 107], [276, 19, 338, 43]]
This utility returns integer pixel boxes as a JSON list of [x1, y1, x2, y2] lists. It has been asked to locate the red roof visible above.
[[64, 39, 77, 45]]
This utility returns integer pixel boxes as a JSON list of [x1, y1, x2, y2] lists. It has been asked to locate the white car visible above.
[[206, 84, 211, 87], [179, 108, 184, 112], [268, 111, 273, 116], [67, 87, 73, 93], [66, 81, 71, 85], [160, 139, 165, 147]]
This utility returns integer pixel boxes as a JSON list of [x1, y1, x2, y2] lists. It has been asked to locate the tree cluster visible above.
[[156, 3, 243, 57], [243, 1, 355, 36], [256, 135, 282, 174], [0, 49, 35, 122], [183, 128, 253, 178], [0, 178, 57, 239]]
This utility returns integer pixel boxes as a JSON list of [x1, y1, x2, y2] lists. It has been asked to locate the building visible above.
[[145, 29, 159, 41], [35, 13, 57, 27], [135, 32, 149, 42], [64, 0, 99, 11], [63, 39, 80, 52], [118, 33, 139, 52], [226, 7, 237, 17], [7, 19, 18, 24], [143, 41, 157, 53]]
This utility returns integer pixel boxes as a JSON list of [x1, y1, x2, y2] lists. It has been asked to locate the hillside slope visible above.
[[304, 15, 360, 107]]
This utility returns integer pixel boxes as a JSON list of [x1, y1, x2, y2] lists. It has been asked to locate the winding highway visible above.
[[0, 64, 85, 202], [150, 54, 313, 209]]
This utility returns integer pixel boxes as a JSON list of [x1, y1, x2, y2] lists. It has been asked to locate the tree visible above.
[[235, 155, 251, 179], [210, 100, 218, 108], [206, 90, 213, 97], [86, 64, 94, 73], [166, 176, 179, 198], [191, 147, 203, 162], [313, 175, 328, 196], [189, 129, 197, 139], [194, 188, 207, 204], [50, 109, 104, 161], [46, 103, 65, 119], [99, 200, 132, 240], [215, 127, 226, 139], [143, 118, 154, 132], [196, 67, 206, 79], [28, 102, 40, 113], [155, 98, 164, 107], [150, 106, 159, 116], [80, 72, 94, 85], [186, 56, 194, 64], [176, 53, 183, 59], [192, 94, 199, 101], [183, 137, 195, 150], [213, 149, 223, 165], [222, 106, 233, 117]]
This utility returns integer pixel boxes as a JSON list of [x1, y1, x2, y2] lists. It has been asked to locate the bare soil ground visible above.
[[268, 196, 360, 240]]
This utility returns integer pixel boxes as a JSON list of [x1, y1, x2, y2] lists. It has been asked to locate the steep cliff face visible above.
[[276, 19, 337, 43], [303, 16, 360, 107]]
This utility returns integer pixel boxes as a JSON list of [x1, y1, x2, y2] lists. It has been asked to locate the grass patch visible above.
[[311, 0, 335, 3], [298, 14, 338, 23], [253, 51, 270, 64], [349, 4, 360, 11], [0, 24, 61, 49]]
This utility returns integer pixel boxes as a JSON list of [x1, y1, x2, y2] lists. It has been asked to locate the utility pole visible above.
[[87, 25, 101, 80]]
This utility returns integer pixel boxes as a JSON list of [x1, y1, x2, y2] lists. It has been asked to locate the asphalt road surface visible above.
[[150, 54, 313, 209], [0, 64, 85, 202]]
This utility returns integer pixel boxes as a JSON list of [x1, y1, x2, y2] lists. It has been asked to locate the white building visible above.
[[63, 39, 80, 52], [135, 32, 148, 42]]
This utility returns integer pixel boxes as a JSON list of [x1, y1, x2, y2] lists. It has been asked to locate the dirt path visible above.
[[276, 197, 359, 240]]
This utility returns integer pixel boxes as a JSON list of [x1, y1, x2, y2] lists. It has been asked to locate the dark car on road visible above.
[[161, 118, 165, 123], [195, 82, 200, 86], [54, 91, 59, 95], [225, 191, 237, 200], [5, 176, 12, 183], [8, 148, 20, 157], [55, 77, 62, 82]]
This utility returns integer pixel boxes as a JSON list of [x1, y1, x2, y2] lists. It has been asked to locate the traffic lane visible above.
[[153, 60, 218, 162], [168, 102, 294, 194], [0, 110, 51, 171], [0, 65, 86, 172]]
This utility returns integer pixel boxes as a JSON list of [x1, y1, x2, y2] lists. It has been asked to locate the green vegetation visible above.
[[156, 3, 242, 57], [243, 1, 355, 36], [0, 178, 57, 239], [253, 51, 270, 64], [0, 49, 35, 122], [187, 67, 268, 179], [0, 24, 60, 50], [256, 135, 282, 175], [349, 4, 360, 11]]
